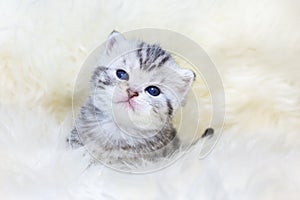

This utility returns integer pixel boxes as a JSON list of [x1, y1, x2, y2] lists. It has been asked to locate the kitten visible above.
[[68, 31, 195, 167]]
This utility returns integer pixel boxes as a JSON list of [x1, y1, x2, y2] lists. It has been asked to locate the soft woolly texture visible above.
[[0, 0, 300, 199]]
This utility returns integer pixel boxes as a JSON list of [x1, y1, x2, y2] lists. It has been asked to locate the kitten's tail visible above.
[[201, 128, 214, 138], [188, 128, 214, 147]]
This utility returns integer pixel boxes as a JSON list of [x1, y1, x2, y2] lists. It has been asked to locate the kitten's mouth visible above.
[[115, 99, 135, 111]]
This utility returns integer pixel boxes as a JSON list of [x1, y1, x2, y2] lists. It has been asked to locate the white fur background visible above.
[[0, 0, 300, 199]]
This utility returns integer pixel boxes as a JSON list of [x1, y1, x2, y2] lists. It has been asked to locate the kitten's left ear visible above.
[[178, 69, 196, 105], [106, 30, 126, 54]]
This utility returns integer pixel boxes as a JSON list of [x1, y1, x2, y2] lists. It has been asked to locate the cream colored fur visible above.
[[0, 0, 299, 199]]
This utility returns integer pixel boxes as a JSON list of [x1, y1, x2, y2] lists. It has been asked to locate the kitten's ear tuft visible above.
[[179, 69, 196, 105], [106, 30, 126, 54]]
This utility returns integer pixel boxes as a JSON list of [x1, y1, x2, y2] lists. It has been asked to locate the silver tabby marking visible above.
[[68, 31, 195, 167]]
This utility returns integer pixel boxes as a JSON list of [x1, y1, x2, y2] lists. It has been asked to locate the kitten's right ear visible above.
[[106, 30, 126, 54]]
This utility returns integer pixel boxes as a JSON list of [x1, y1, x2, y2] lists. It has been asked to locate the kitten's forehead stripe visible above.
[[137, 42, 144, 68], [157, 55, 170, 68], [151, 46, 165, 64], [139, 57, 143, 68], [143, 45, 151, 65], [135, 43, 171, 71], [146, 45, 150, 56], [147, 64, 157, 72]]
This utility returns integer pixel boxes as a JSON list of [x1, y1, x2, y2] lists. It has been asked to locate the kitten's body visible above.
[[70, 97, 180, 165], [69, 31, 195, 166]]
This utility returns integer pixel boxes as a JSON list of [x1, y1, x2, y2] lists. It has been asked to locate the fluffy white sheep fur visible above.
[[0, 0, 300, 199]]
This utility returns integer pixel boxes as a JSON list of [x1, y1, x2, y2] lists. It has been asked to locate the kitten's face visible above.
[[91, 32, 195, 136]]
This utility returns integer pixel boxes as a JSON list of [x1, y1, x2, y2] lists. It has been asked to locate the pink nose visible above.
[[127, 88, 139, 98]]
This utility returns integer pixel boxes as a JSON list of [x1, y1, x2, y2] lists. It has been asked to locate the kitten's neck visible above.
[[99, 110, 175, 148]]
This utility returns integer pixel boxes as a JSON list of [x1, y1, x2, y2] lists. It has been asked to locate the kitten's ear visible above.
[[178, 69, 196, 105], [105, 30, 126, 54]]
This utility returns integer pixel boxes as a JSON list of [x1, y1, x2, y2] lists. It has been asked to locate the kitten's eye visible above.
[[116, 69, 129, 80], [145, 86, 160, 96]]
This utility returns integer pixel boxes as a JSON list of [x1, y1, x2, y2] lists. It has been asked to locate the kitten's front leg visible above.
[[67, 128, 83, 148]]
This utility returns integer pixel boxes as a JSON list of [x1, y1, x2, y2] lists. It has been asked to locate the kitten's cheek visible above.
[[129, 98, 137, 107]]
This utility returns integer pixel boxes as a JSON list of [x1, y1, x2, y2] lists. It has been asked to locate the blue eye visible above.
[[145, 86, 161, 96], [116, 69, 129, 80]]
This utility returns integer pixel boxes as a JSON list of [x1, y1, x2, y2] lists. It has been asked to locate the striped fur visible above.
[[69, 31, 195, 168], [136, 43, 171, 71]]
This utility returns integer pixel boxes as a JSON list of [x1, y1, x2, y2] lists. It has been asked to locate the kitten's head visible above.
[[91, 31, 195, 136]]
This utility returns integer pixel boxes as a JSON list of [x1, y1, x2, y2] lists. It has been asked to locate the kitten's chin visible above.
[[111, 102, 166, 138]]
